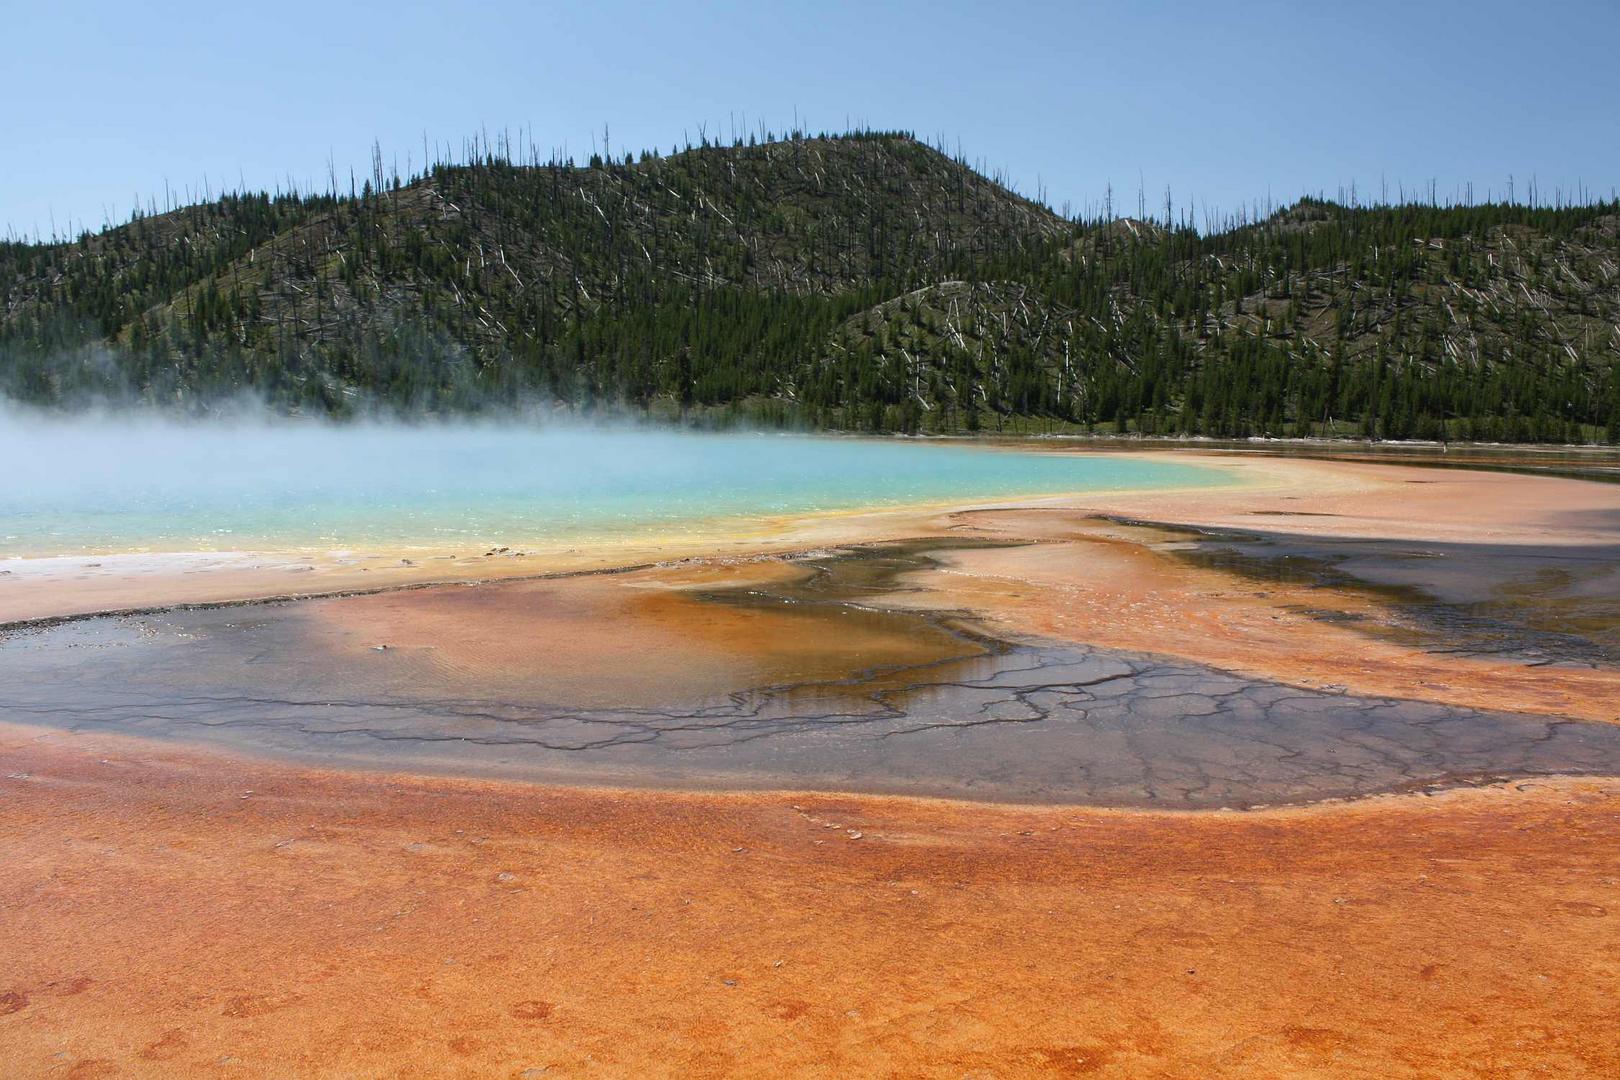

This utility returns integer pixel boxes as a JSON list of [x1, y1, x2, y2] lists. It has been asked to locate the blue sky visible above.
[[4, 0, 1618, 237]]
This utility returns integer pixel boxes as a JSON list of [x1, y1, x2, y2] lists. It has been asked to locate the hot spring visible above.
[[0, 417, 1225, 557]]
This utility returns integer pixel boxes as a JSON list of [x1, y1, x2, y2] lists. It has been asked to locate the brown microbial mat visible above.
[[2, 734, 1617, 1078]]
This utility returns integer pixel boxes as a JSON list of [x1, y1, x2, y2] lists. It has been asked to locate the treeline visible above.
[[3, 133, 1617, 441]]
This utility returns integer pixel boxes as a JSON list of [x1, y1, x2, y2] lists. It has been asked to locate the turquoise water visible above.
[[0, 419, 1224, 557]]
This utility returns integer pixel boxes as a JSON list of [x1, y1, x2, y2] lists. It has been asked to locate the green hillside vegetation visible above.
[[4, 131, 1618, 442]]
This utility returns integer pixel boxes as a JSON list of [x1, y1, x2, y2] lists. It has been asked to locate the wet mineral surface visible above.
[[1151, 520, 1620, 667], [4, 541, 1617, 808]]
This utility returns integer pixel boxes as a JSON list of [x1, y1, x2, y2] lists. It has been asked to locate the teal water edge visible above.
[[0, 420, 1224, 558]]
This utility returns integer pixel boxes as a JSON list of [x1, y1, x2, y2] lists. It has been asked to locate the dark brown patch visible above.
[[1553, 900, 1608, 918], [766, 999, 812, 1021], [1029, 1043, 1114, 1074], [1131, 927, 1216, 949], [510, 1000, 555, 1021], [62, 1062, 118, 1080], [222, 992, 300, 1018], [1282, 1025, 1350, 1051], [139, 1028, 190, 1061], [49, 975, 95, 996]]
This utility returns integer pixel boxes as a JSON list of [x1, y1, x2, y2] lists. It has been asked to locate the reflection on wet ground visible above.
[[1263, 446, 1620, 484], [1129, 518, 1620, 667], [3, 540, 1619, 808], [1019, 438, 1620, 484]]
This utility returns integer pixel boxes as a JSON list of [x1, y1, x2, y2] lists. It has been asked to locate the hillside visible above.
[[3, 132, 1618, 441]]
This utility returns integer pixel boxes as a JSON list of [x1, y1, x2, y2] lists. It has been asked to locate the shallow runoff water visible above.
[[0, 417, 1223, 557]]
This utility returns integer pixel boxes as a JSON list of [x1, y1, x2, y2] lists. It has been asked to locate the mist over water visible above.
[[0, 412, 1220, 557]]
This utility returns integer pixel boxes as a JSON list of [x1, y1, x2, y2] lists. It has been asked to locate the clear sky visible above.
[[5, 0, 1618, 238]]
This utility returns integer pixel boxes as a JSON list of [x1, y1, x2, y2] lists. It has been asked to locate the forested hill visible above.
[[4, 131, 1619, 442]]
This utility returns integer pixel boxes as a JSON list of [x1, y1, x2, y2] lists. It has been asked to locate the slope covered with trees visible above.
[[4, 131, 1618, 442]]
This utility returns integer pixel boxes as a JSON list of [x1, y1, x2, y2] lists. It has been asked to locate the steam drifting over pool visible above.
[[0, 415, 1222, 557]]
